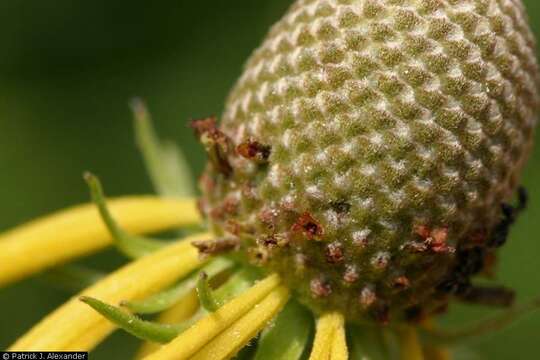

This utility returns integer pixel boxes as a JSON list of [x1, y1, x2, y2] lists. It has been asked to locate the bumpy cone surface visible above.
[[198, 0, 540, 323]]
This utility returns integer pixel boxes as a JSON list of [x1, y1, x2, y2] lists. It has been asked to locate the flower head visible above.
[[2, 1, 540, 359], [199, 0, 540, 323]]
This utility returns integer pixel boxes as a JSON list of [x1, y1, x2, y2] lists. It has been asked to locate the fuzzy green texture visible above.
[[199, 0, 540, 323]]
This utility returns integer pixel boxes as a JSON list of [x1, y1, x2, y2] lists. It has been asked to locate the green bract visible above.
[[198, 0, 540, 323]]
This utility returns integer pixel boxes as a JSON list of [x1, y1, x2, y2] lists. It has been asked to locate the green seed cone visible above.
[[198, 0, 540, 323]]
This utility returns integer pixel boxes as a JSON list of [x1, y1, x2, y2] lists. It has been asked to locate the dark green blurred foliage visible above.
[[0, 1, 539, 358]]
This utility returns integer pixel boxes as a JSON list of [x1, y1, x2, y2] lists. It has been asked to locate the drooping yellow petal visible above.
[[145, 274, 282, 360], [191, 286, 290, 360], [330, 314, 348, 360], [309, 312, 346, 360], [136, 291, 200, 358], [0, 197, 200, 287], [9, 232, 211, 351], [399, 327, 424, 360]]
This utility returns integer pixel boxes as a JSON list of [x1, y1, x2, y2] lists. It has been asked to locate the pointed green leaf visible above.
[[131, 98, 195, 198], [254, 300, 313, 360], [84, 172, 165, 259]]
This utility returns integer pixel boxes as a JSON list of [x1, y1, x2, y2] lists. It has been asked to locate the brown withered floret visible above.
[[292, 212, 323, 240], [190, 117, 233, 176], [414, 224, 455, 254], [236, 139, 271, 162], [429, 227, 454, 254], [310, 278, 332, 298], [359, 287, 377, 309], [343, 265, 359, 284], [192, 237, 240, 256], [371, 252, 390, 270], [393, 276, 411, 289], [325, 242, 345, 264], [190, 116, 220, 137]]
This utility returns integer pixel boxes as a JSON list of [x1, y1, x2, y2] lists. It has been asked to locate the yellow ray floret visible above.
[[0, 196, 200, 286], [191, 286, 290, 360], [399, 327, 424, 360], [330, 315, 348, 360], [9, 232, 211, 351], [145, 274, 283, 360], [309, 312, 348, 360]]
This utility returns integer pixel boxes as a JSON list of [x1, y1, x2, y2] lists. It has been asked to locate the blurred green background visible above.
[[0, 1, 539, 358]]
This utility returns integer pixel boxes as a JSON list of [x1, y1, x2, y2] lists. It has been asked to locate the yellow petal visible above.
[[9, 232, 211, 351], [330, 314, 348, 360], [191, 286, 290, 360], [309, 312, 346, 360], [136, 291, 200, 358], [399, 327, 424, 360], [145, 273, 282, 360], [0, 197, 200, 286]]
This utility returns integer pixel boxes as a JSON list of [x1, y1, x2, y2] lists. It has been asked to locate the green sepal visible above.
[[122, 257, 234, 314], [196, 272, 220, 312], [84, 172, 166, 259], [81, 268, 262, 346], [254, 299, 313, 360], [131, 98, 195, 198], [80, 296, 187, 344]]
